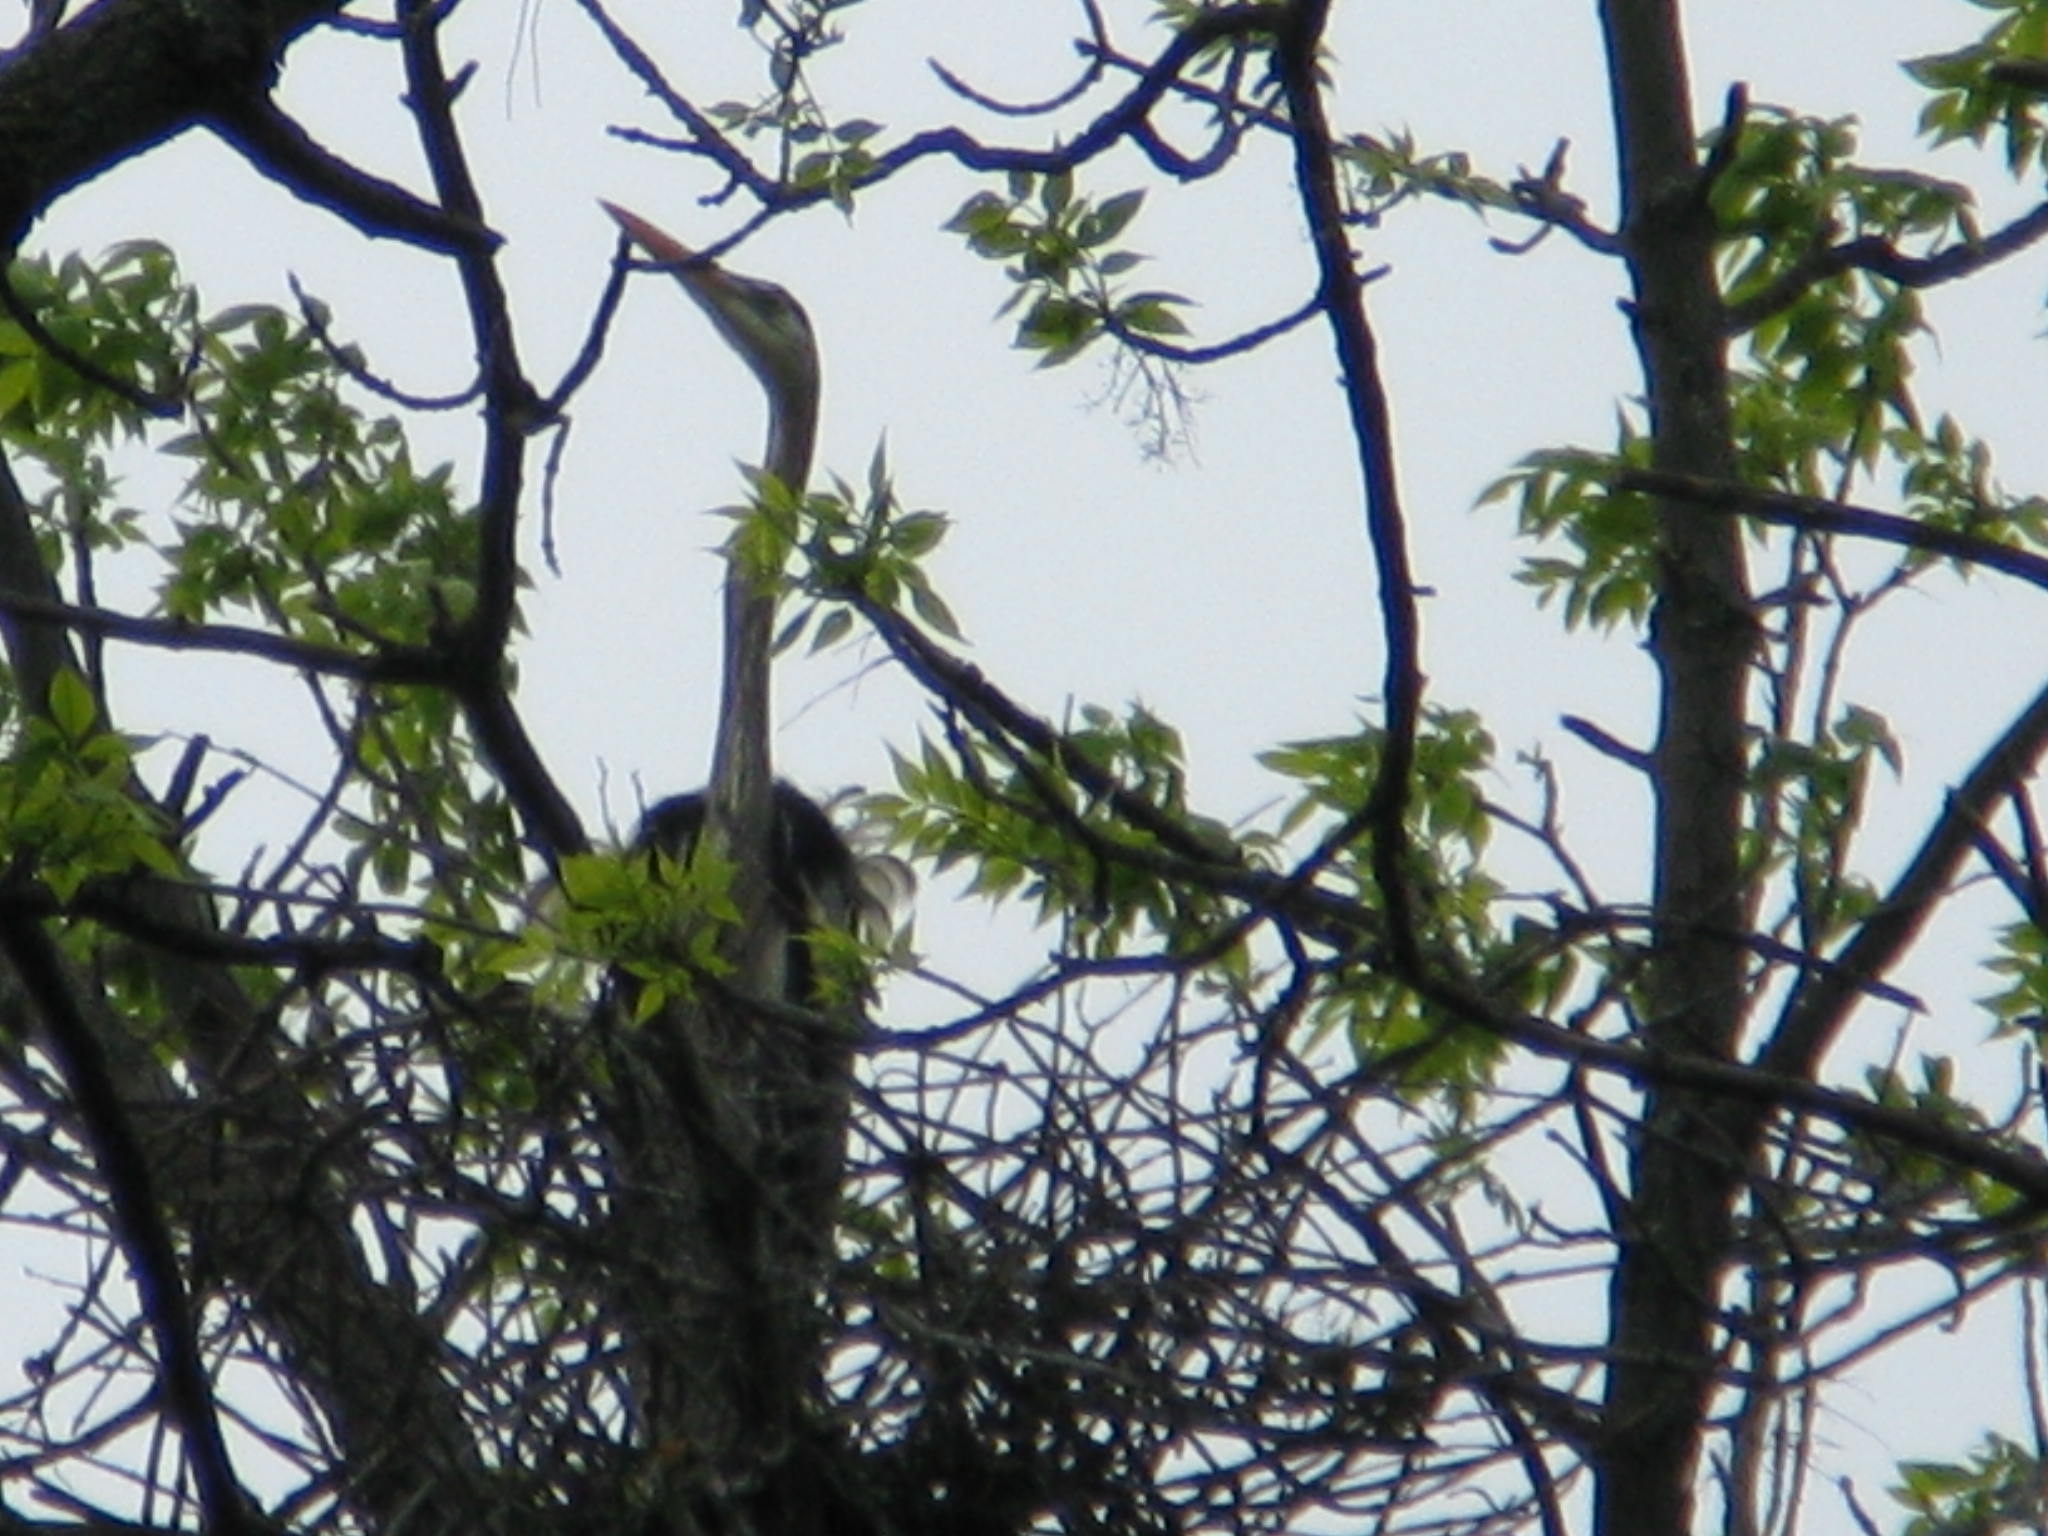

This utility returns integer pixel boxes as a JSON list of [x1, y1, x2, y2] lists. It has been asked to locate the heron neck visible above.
[[707, 379, 815, 848]]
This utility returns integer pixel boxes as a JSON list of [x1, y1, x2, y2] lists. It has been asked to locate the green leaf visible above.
[[1083, 189, 1145, 246], [908, 580, 962, 639], [0, 358, 36, 420], [373, 838, 412, 896], [810, 606, 854, 652], [130, 835, 184, 878], [46, 667, 96, 742], [889, 511, 949, 558], [773, 606, 814, 656], [1117, 296, 1189, 337], [867, 435, 891, 501]]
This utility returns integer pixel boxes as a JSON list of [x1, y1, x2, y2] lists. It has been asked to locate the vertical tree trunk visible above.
[[1594, 3, 1758, 1532]]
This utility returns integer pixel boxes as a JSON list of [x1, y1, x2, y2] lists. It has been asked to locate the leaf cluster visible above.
[[0, 246, 194, 578], [1746, 704, 1898, 943], [3, 249, 537, 996], [948, 172, 1186, 368], [1845, 1054, 2021, 1220], [1337, 130, 1518, 225], [709, 0, 878, 213], [1980, 917, 2048, 1036], [1887, 410, 2048, 572], [875, 701, 1237, 962], [777, 439, 960, 654], [1482, 435, 1657, 631], [548, 843, 740, 1022], [1717, 110, 1972, 477], [0, 667, 177, 901], [0, 243, 189, 436], [163, 299, 467, 644], [1892, 1433, 2047, 1534], [1491, 103, 2048, 632], [1263, 709, 1535, 1086], [1909, 0, 2048, 174]]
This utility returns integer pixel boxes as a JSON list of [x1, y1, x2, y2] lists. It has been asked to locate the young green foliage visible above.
[[1909, 0, 2048, 173], [874, 701, 1239, 964], [0, 666, 178, 902], [948, 173, 1186, 368], [777, 437, 960, 651], [1264, 708, 1533, 1090], [1891, 1435, 2048, 1536], [552, 842, 741, 1022], [1339, 130, 1519, 224]]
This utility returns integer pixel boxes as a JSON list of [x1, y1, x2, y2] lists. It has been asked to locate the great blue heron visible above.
[[604, 204, 882, 1523], [603, 202, 832, 996]]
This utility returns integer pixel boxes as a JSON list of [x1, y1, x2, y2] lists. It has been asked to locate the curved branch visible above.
[[1102, 288, 1322, 363], [587, 1, 1288, 222], [1617, 466, 2048, 592], [928, 0, 1109, 118], [875, 5, 1287, 186], [289, 273, 485, 412], [1080, 34, 1292, 138], [0, 0, 343, 244], [1724, 197, 2048, 334], [1276, 1, 1427, 976], [539, 237, 632, 418]]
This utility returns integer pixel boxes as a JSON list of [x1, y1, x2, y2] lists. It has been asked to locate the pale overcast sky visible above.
[[20, 1, 2048, 1526]]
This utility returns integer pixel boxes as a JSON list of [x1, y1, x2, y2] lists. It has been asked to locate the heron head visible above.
[[603, 202, 819, 408]]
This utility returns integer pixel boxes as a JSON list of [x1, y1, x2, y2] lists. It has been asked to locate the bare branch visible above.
[[210, 95, 496, 255], [0, 921, 255, 1533], [1276, 0, 1428, 976]]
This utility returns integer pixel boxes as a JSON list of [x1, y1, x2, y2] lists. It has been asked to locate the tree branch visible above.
[[1616, 466, 2048, 592], [1276, 0, 1427, 977], [0, 0, 343, 244], [397, 0, 584, 865], [580, 0, 1289, 231], [0, 922, 256, 1534], [0, 587, 452, 683], [210, 95, 497, 255], [1724, 197, 2048, 334], [1762, 674, 2048, 1084]]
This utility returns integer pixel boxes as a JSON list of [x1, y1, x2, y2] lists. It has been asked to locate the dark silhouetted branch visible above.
[[1725, 197, 2048, 334], [0, 921, 257, 1535], [211, 96, 495, 255], [1618, 466, 2048, 591]]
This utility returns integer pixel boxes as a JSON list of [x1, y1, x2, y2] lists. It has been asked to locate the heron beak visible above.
[[602, 200, 695, 267], [603, 200, 750, 319]]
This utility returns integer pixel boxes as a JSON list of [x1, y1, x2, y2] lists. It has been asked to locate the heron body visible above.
[[636, 779, 877, 1007]]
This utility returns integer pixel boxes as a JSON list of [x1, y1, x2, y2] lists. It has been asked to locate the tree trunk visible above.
[[1594, 3, 1758, 1532]]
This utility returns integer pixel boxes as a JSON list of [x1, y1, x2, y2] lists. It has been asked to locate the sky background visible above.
[[14, 0, 2048, 1527]]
